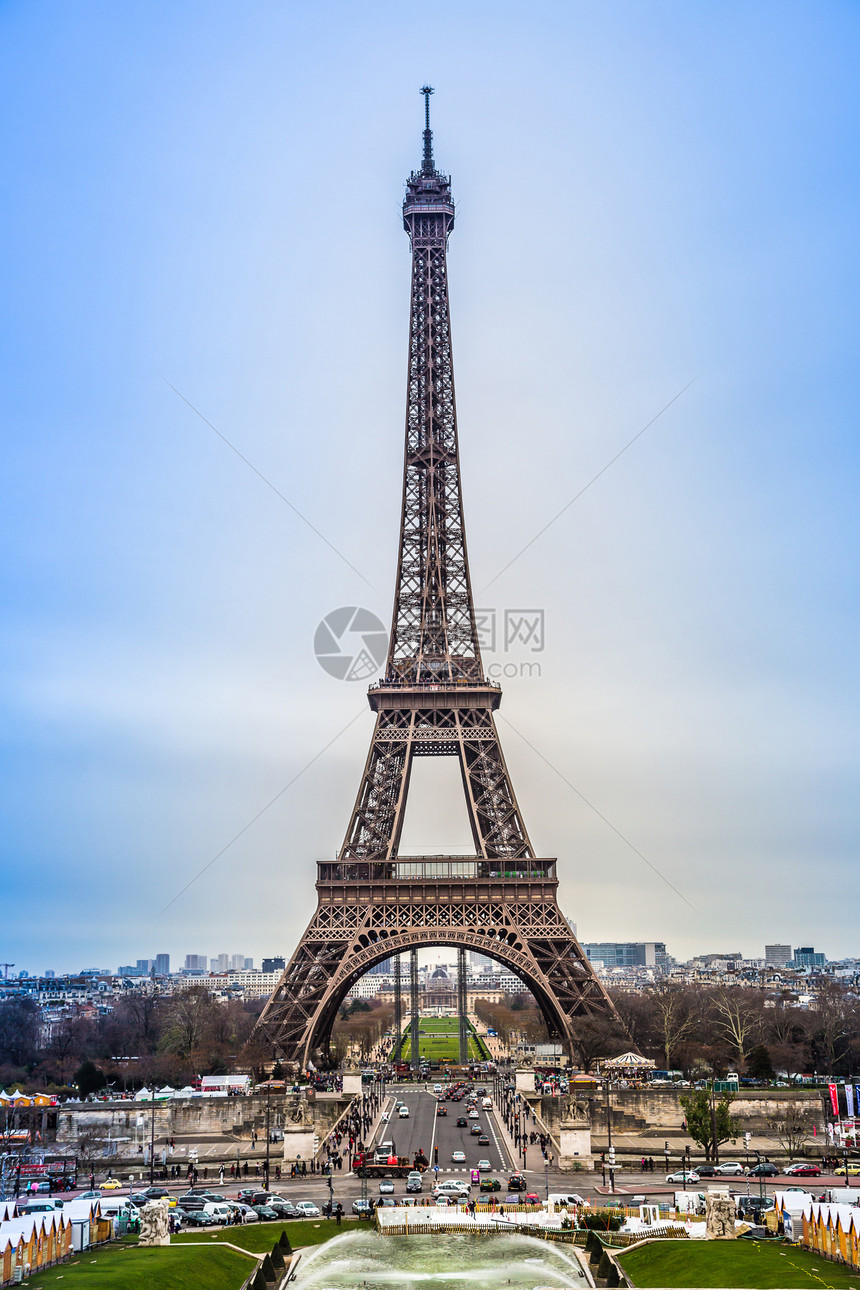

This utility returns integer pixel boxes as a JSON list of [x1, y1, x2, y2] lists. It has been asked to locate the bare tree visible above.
[[774, 1101, 816, 1161], [649, 983, 699, 1069], [710, 990, 762, 1065]]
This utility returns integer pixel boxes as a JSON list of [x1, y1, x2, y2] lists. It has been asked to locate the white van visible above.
[[398, 1105, 410, 1118], [201, 1202, 231, 1225], [481, 1097, 492, 1110], [548, 1192, 589, 1209], [98, 1198, 140, 1219]]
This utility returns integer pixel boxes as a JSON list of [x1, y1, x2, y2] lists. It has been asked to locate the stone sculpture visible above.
[[705, 1190, 737, 1239], [139, 1196, 171, 1246]]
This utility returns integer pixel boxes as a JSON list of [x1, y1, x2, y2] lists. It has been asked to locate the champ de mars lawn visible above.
[[394, 1016, 491, 1063], [618, 1238, 860, 1289]]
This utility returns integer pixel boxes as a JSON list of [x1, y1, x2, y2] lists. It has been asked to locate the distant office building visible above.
[[582, 942, 668, 970], [118, 965, 136, 976], [136, 959, 153, 974], [791, 946, 827, 970], [243, 957, 254, 970], [44, 969, 55, 979], [368, 958, 393, 975], [211, 954, 229, 973], [184, 954, 208, 972], [468, 953, 493, 970], [229, 954, 246, 971], [261, 957, 285, 974], [153, 954, 170, 975], [765, 944, 793, 967]]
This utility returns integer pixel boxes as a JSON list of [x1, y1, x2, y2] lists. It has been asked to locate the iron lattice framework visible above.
[[256, 89, 618, 1068]]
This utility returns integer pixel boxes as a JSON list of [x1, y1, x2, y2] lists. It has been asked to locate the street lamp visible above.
[[149, 1087, 156, 1187], [264, 1083, 271, 1192]]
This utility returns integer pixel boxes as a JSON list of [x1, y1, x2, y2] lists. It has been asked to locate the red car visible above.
[[784, 1163, 822, 1177]]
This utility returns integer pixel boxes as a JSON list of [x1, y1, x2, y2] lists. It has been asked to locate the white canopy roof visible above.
[[603, 1052, 656, 1069]]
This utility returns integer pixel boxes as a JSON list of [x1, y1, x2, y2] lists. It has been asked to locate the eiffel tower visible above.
[[256, 88, 618, 1068]]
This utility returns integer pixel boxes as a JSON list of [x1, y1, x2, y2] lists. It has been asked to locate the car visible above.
[[379, 1197, 397, 1208], [696, 1165, 720, 1177], [506, 1174, 527, 1191], [748, 1162, 779, 1177], [477, 1135, 489, 1146], [294, 1201, 321, 1217], [378, 1180, 394, 1194], [267, 1197, 300, 1218], [77, 1191, 103, 1201], [521, 1194, 542, 1206], [470, 1125, 482, 1136], [433, 1083, 442, 1093], [433, 1180, 470, 1199], [452, 1151, 466, 1163], [476, 1160, 491, 1172], [468, 1109, 479, 1119], [398, 1107, 410, 1118], [177, 1208, 211, 1227], [842, 1163, 860, 1176], [504, 1193, 526, 1205], [784, 1163, 821, 1177], [666, 1170, 700, 1184], [406, 1172, 423, 1193], [232, 1203, 259, 1223], [714, 1162, 746, 1176], [480, 1178, 501, 1192], [252, 1204, 279, 1221], [352, 1198, 374, 1216], [237, 1189, 258, 1203], [456, 1117, 468, 1127], [436, 1106, 447, 1117], [99, 1178, 122, 1190]]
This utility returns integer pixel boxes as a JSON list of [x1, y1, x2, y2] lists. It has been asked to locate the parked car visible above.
[[294, 1201, 321, 1217], [714, 1162, 746, 1176], [696, 1165, 720, 1177], [784, 1163, 821, 1177], [237, 1189, 258, 1203], [352, 1199, 374, 1216], [99, 1178, 123, 1191], [252, 1204, 280, 1221], [267, 1197, 300, 1218], [666, 1170, 700, 1184], [175, 1208, 210, 1227], [140, 1186, 170, 1200], [748, 1162, 779, 1177], [232, 1203, 259, 1222], [378, 1197, 397, 1207]]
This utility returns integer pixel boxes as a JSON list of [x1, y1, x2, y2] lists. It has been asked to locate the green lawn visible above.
[[175, 1218, 346, 1251], [619, 1239, 860, 1289], [393, 1016, 491, 1062], [25, 1242, 251, 1289]]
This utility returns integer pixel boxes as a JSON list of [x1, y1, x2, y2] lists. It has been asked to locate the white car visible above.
[[468, 1109, 479, 1118], [398, 1106, 410, 1118], [477, 1159, 491, 1171], [294, 1201, 320, 1217], [452, 1150, 466, 1163], [666, 1170, 700, 1184], [433, 1180, 470, 1199], [378, 1180, 394, 1194]]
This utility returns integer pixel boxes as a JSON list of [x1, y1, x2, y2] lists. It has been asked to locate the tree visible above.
[[745, 1044, 775, 1081], [679, 1089, 739, 1162], [0, 998, 41, 1068], [75, 1059, 106, 1098], [649, 983, 700, 1070], [571, 1017, 626, 1073], [709, 991, 762, 1066], [774, 1100, 816, 1161]]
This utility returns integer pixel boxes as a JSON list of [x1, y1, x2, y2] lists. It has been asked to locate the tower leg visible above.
[[409, 949, 420, 1072], [457, 947, 468, 1065], [393, 954, 402, 1063]]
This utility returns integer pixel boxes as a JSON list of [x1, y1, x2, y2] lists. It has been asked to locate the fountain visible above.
[[293, 1230, 589, 1289]]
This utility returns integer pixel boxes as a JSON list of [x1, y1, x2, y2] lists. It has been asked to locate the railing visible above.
[[318, 858, 557, 882]]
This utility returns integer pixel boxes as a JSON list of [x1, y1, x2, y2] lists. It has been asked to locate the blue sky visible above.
[[2, 1, 858, 974]]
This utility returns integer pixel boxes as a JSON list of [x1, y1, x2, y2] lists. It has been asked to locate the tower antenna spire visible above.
[[420, 84, 435, 173]]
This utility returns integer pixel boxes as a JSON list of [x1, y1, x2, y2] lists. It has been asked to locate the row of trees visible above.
[[468, 979, 860, 1079], [0, 988, 267, 1092]]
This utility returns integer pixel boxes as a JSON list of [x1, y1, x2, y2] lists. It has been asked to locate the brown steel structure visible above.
[[256, 89, 617, 1068]]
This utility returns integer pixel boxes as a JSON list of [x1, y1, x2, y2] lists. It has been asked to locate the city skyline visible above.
[[2, 3, 859, 973]]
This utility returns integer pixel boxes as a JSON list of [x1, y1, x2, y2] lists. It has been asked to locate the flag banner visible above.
[[846, 1084, 856, 1118], [829, 1083, 839, 1117]]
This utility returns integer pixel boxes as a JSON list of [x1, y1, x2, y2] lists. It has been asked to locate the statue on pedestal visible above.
[[139, 1197, 170, 1246]]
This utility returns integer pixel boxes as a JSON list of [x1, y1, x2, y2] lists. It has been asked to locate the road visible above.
[[369, 1087, 516, 1194]]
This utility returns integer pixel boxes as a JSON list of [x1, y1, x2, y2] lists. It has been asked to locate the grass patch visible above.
[[174, 1217, 346, 1251], [26, 1242, 251, 1289], [618, 1238, 860, 1289], [394, 1017, 491, 1062]]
